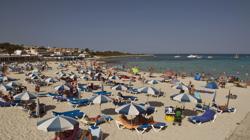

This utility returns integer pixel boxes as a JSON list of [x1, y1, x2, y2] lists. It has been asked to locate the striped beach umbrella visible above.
[[45, 78, 57, 83], [115, 102, 146, 116], [89, 95, 111, 104], [172, 83, 189, 91], [172, 93, 198, 103], [138, 87, 160, 96], [109, 75, 120, 81], [89, 95, 111, 114], [54, 85, 70, 91], [13, 91, 37, 101], [6, 81, 21, 87], [0, 84, 12, 91], [147, 80, 160, 85], [111, 84, 128, 91], [37, 115, 78, 132]]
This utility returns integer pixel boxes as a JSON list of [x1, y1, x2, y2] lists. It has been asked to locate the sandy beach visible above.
[[0, 61, 250, 140]]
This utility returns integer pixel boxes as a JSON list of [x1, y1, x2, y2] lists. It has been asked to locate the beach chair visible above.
[[194, 103, 210, 112], [88, 126, 103, 140], [52, 110, 85, 119], [151, 122, 167, 132], [135, 124, 152, 134], [0, 101, 16, 107], [188, 109, 217, 124], [212, 103, 236, 114], [94, 91, 112, 96], [68, 98, 90, 108]]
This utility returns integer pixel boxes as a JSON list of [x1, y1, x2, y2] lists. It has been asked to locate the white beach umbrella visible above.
[[37, 115, 78, 132], [111, 84, 128, 91], [115, 102, 146, 116], [54, 85, 70, 91], [13, 91, 37, 101]]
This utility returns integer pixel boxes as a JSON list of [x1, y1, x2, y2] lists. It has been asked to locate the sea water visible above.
[[103, 54, 250, 81]]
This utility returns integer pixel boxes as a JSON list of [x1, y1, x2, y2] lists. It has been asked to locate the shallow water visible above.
[[103, 54, 250, 80]]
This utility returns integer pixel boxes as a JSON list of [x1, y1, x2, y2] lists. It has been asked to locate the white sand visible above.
[[0, 61, 250, 140]]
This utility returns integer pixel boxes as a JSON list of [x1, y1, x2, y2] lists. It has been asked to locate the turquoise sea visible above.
[[103, 54, 250, 81]]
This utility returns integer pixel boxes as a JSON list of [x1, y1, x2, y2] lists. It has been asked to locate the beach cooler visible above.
[[165, 106, 175, 122]]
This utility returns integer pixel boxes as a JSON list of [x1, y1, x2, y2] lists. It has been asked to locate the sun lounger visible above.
[[88, 126, 103, 140], [151, 122, 167, 132], [52, 110, 85, 119], [0, 101, 16, 107], [212, 103, 236, 113], [68, 98, 90, 108], [135, 124, 151, 134], [188, 109, 216, 124], [94, 91, 112, 96], [194, 103, 210, 112]]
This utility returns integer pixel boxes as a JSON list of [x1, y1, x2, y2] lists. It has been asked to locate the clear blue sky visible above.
[[0, 0, 249, 53]]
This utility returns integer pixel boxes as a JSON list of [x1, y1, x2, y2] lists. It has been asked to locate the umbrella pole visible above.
[[226, 90, 230, 108]]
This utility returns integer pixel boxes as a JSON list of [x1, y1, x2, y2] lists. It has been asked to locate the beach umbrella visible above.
[[37, 115, 78, 132], [89, 95, 111, 114], [138, 87, 160, 95], [89, 95, 111, 104], [131, 67, 139, 75], [31, 75, 40, 80], [13, 91, 37, 101], [69, 74, 78, 79], [0, 76, 8, 82], [6, 81, 21, 87], [172, 93, 198, 104], [0, 84, 12, 91], [172, 83, 189, 91], [115, 102, 146, 116], [54, 85, 70, 91], [28, 73, 38, 78], [111, 84, 128, 91], [45, 78, 56, 83], [109, 75, 120, 81], [147, 79, 160, 85]]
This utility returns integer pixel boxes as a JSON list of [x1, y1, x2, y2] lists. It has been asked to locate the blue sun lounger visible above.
[[0, 101, 16, 107], [188, 109, 216, 124], [52, 110, 85, 119], [68, 98, 90, 108], [94, 91, 112, 96]]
